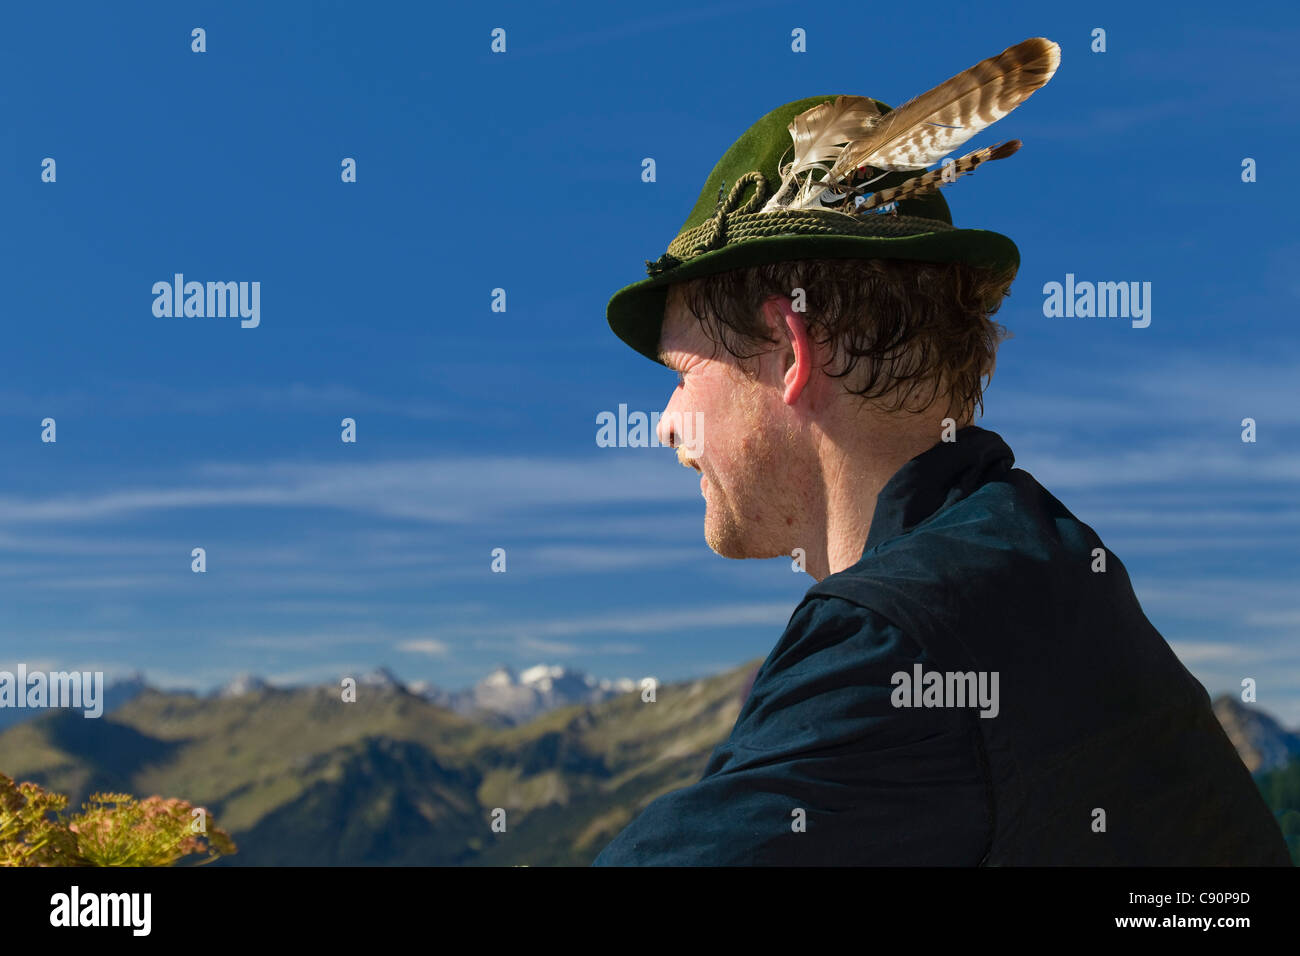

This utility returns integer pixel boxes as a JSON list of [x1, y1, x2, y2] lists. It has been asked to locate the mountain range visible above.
[[408, 664, 638, 726], [1212, 696, 1300, 773], [0, 664, 642, 733], [216, 664, 641, 726], [0, 663, 1295, 865], [0, 661, 752, 865]]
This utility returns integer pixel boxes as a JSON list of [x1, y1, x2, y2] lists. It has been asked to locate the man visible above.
[[591, 65, 1291, 865]]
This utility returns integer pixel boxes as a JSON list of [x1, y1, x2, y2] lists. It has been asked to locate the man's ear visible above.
[[765, 297, 812, 406]]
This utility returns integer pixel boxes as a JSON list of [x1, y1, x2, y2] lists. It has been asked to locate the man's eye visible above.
[[676, 371, 686, 388]]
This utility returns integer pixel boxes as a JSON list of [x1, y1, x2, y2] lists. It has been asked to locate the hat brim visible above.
[[607, 228, 1020, 366]]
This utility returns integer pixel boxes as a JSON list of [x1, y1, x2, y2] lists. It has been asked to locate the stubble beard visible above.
[[702, 377, 796, 560]]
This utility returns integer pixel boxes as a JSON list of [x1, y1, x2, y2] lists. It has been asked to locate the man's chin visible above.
[[704, 517, 781, 561], [705, 536, 742, 559]]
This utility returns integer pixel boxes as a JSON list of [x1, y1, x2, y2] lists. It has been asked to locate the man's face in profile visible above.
[[656, 286, 808, 562]]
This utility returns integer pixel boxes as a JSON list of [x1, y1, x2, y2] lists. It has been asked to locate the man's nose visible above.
[[656, 390, 679, 449]]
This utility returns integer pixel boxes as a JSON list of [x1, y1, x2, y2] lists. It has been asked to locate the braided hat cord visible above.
[[646, 171, 954, 277]]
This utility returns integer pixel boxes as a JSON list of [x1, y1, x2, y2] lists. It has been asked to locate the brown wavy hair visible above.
[[670, 258, 1015, 423]]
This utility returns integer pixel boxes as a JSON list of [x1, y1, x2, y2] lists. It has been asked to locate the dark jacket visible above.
[[593, 426, 1291, 865]]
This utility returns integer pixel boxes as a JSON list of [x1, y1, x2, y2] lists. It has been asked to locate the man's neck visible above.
[[803, 418, 947, 582]]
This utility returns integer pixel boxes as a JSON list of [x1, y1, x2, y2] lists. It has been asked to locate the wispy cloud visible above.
[[396, 639, 451, 656], [1012, 443, 1300, 490], [1134, 577, 1300, 626], [462, 602, 795, 642], [1244, 610, 1300, 628], [220, 632, 398, 651], [0, 454, 691, 525], [990, 353, 1300, 428], [1168, 641, 1261, 665], [0, 381, 467, 422]]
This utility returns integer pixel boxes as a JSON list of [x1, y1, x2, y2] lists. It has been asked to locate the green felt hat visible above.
[[606, 94, 1021, 366]]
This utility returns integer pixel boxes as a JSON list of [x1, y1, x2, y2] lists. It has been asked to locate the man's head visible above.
[[655, 256, 1012, 563]]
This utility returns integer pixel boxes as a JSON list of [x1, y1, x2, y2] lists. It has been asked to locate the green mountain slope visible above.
[[0, 662, 757, 866], [1254, 758, 1300, 865]]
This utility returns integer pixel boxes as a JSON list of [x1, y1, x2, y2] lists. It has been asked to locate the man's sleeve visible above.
[[591, 596, 992, 865]]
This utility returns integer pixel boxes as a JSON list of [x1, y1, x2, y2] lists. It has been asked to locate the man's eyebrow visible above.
[[658, 351, 679, 370]]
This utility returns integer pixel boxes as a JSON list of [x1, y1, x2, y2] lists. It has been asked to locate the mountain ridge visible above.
[[0, 661, 754, 866], [1, 667, 1294, 865]]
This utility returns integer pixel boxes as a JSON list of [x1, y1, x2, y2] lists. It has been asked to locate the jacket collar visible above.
[[862, 425, 1016, 554]]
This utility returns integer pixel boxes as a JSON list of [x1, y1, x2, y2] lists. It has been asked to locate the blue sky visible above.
[[2, 1, 1298, 723]]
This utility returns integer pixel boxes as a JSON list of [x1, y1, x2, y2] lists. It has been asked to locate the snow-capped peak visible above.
[[217, 673, 270, 698], [482, 666, 517, 688]]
